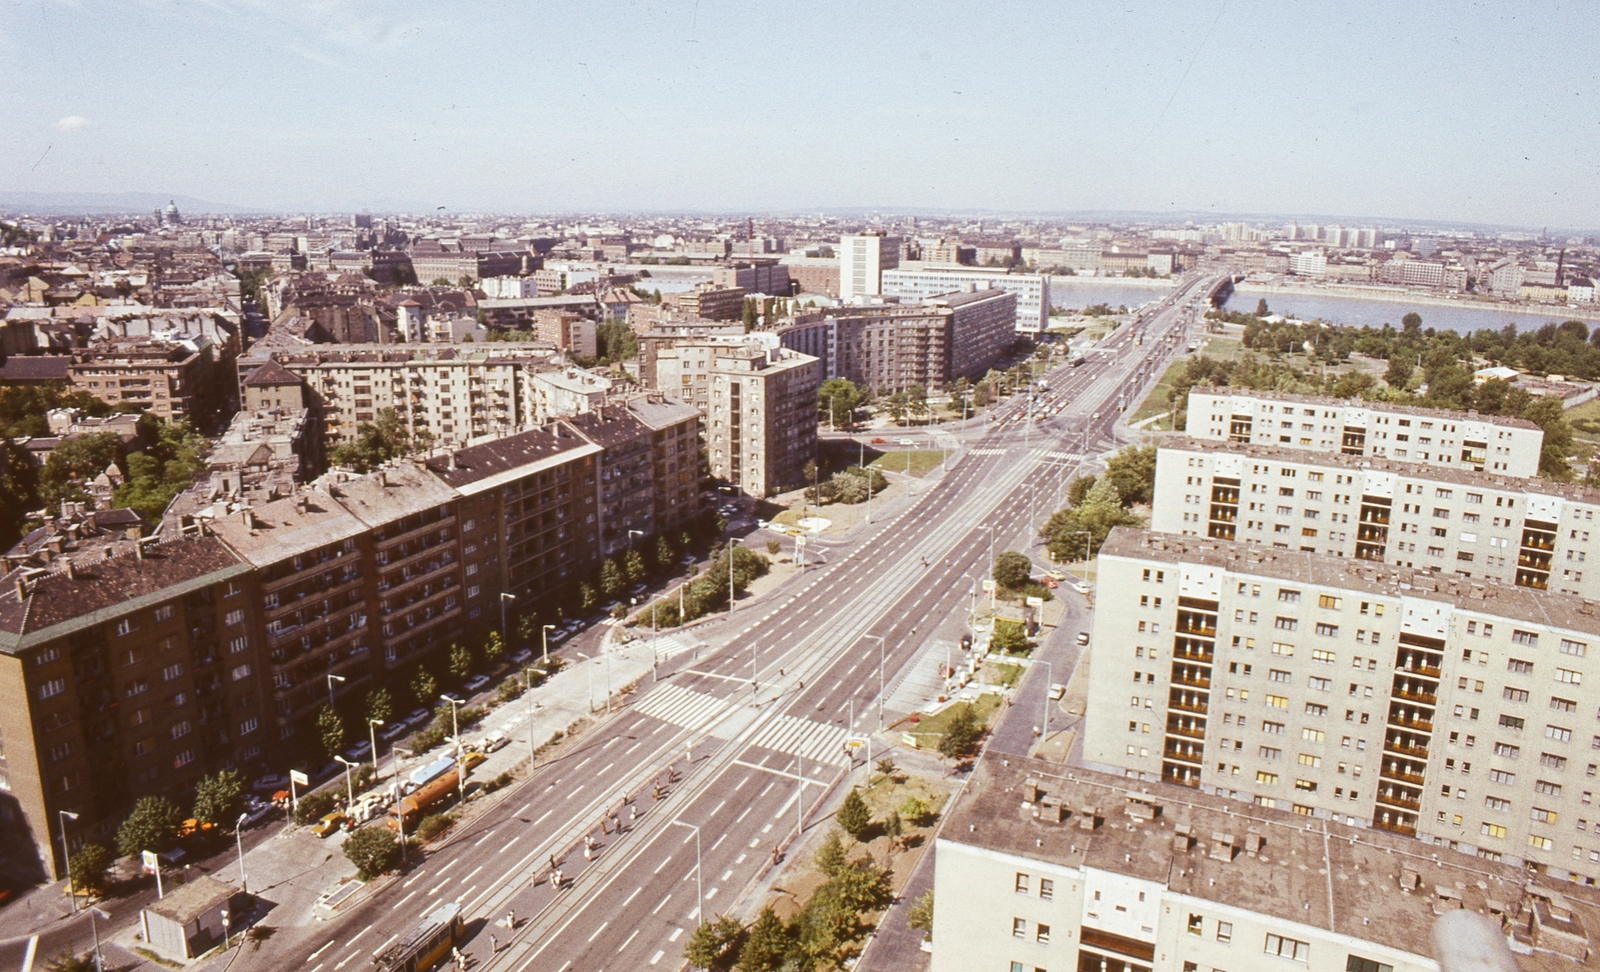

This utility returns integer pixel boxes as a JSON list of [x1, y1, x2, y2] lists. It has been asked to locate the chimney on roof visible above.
[[13, 577, 27, 602], [63, 559, 75, 580], [447, 453, 457, 472], [242, 508, 255, 530]]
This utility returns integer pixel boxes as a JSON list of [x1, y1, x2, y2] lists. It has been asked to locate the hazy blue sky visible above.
[[0, 1, 1594, 226]]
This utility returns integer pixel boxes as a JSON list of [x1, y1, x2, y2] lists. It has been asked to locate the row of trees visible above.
[[637, 545, 771, 627]]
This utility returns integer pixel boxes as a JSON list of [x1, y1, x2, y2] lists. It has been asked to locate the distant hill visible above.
[[0, 191, 268, 216]]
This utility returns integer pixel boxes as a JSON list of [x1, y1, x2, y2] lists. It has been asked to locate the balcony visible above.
[[1391, 685, 1437, 706], [1376, 790, 1420, 812], [1387, 712, 1433, 734], [1383, 739, 1429, 759], [1169, 696, 1210, 715], [1381, 766, 1426, 785]]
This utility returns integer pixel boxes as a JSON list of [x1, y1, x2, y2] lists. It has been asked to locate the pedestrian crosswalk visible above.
[[632, 684, 728, 732], [968, 448, 1008, 456], [746, 714, 853, 766], [1034, 450, 1084, 462], [642, 633, 698, 660]]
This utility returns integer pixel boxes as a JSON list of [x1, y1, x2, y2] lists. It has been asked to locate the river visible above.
[[1221, 285, 1593, 335]]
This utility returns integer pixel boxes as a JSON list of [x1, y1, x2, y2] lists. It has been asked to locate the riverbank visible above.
[[1233, 280, 1600, 323]]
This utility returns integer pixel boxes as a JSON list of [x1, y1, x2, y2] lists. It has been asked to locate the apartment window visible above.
[[1271, 642, 1294, 657], [1269, 669, 1293, 683], [1305, 703, 1328, 717], [1012, 917, 1026, 938], [1494, 742, 1520, 758], [230, 664, 252, 682], [1311, 649, 1336, 664], [1036, 924, 1050, 944], [38, 678, 66, 700], [1535, 780, 1563, 796], [152, 605, 174, 622], [1557, 669, 1583, 685], [1484, 796, 1511, 812], [1503, 687, 1529, 703], [1266, 695, 1289, 709], [1507, 659, 1533, 674], [170, 720, 192, 740], [1264, 933, 1310, 962], [1298, 753, 1322, 768], [1314, 623, 1339, 637], [225, 609, 245, 626], [173, 750, 195, 769], [1188, 913, 1204, 936], [1547, 726, 1573, 743], [1303, 728, 1325, 742], [1559, 639, 1588, 657], [1489, 769, 1516, 785], [1481, 822, 1507, 839], [1263, 721, 1285, 734], [1308, 677, 1331, 692], [1542, 752, 1567, 769], [1038, 878, 1053, 900], [1217, 921, 1233, 943], [1528, 834, 1554, 851], [1260, 746, 1282, 760], [1257, 771, 1279, 784], [1274, 617, 1298, 631], [1014, 872, 1029, 894], [115, 618, 134, 636], [229, 636, 249, 654], [161, 663, 183, 682], [1512, 630, 1539, 647], [1294, 779, 1318, 792], [1552, 697, 1577, 713], [1499, 714, 1526, 731], [1318, 594, 1342, 609], [1532, 806, 1559, 824]]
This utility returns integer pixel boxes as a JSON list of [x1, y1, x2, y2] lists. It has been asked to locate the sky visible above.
[[0, 0, 1595, 228]]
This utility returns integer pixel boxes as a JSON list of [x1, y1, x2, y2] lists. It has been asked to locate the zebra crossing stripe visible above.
[[633, 684, 727, 731], [747, 714, 851, 766]]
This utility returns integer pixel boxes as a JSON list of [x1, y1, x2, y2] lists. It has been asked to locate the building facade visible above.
[[931, 755, 1597, 972], [1184, 387, 1545, 478], [1084, 527, 1600, 886], [1151, 436, 1600, 597], [839, 233, 902, 302], [68, 340, 220, 424], [880, 267, 1050, 333], [704, 345, 818, 497]]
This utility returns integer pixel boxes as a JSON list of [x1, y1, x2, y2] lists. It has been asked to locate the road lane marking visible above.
[[428, 879, 449, 896], [654, 855, 673, 874], [438, 857, 460, 874], [705, 887, 718, 900], [622, 887, 641, 907], [309, 941, 334, 959], [347, 928, 371, 944], [735, 852, 746, 864], [720, 869, 733, 880], [516, 801, 532, 815], [653, 895, 671, 915], [532, 808, 553, 826], [710, 833, 726, 851], [618, 929, 639, 952], [668, 926, 683, 942], [762, 823, 774, 833], [708, 799, 726, 818], [465, 865, 484, 881], [474, 830, 496, 847], [735, 807, 751, 822], [373, 934, 398, 956], [649, 950, 665, 965], [456, 885, 476, 902]]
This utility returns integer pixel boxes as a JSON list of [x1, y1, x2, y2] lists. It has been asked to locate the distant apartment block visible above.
[[1184, 387, 1544, 478], [880, 267, 1049, 333], [68, 340, 222, 424], [669, 284, 745, 322], [839, 233, 902, 302], [777, 287, 1016, 392], [1084, 527, 1600, 886], [1151, 436, 1600, 597], [711, 262, 791, 296]]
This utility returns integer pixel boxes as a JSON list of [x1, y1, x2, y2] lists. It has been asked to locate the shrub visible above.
[[416, 812, 455, 841], [68, 842, 112, 897], [836, 789, 871, 841], [292, 791, 338, 826], [343, 826, 400, 880]]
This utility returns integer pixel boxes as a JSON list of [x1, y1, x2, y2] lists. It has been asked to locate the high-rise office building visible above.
[[880, 267, 1050, 334], [839, 233, 902, 302]]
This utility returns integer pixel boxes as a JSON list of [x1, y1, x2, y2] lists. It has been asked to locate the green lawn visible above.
[[869, 449, 946, 477], [905, 693, 1003, 746], [1565, 396, 1600, 448], [1129, 359, 1188, 428], [982, 661, 1024, 688]]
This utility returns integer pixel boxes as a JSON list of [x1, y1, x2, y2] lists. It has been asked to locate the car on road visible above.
[[1048, 683, 1067, 701], [1044, 569, 1066, 581], [679, 553, 698, 566], [462, 752, 488, 771], [629, 584, 648, 598], [548, 626, 570, 644], [240, 796, 276, 829], [251, 773, 289, 793], [380, 721, 409, 743], [1076, 631, 1090, 646], [1039, 576, 1058, 589], [310, 812, 349, 838], [343, 740, 372, 762], [870, 437, 886, 444], [463, 674, 492, 694], [895, 437, 914, 446], [510, 648, 534, 666], [1071, 581, 1091, 595], [480, 731, 509, 753], [404, 708, 432, 728]]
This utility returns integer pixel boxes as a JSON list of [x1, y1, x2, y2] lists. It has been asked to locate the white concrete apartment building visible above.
[[1150, 435, 1600, 597], [1084, 527, 1600, 887], [235, 344, 561, 448], [839, 233, 902, 301], [930, 756, 1597, 972], [881, 265, 1051, 333], [1185, 387, 1544, 478], [704, 345, 818, 498]]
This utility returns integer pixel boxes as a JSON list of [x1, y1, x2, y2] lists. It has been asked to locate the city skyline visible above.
[[1, 1, 1595, 229]]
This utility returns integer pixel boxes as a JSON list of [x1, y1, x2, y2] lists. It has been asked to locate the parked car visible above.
[[1076, 631, 1090, 646], [480, 731, 509, 753], [510, 648, 533, 666], [1048, 683, 1067, 701], [628, 584, 648, 598], [379, 722, 409, 743], [310, 812, 349, 838], [251, 773, 289, 794], [404, 708, 431, 728], [240, 796, 276, 829], [463, 674, 491, 694], [343, 740, 372, 762], [461, 752, 487, 771]]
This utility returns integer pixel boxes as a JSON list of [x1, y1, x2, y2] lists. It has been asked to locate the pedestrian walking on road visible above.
[[489, 935, 497, 954], [553, 868, 564, 889], [600, 818, 610, 835], [549, 853, 557, 870], [583, 844, 592, 862], [452, 946, 464, 971], [506, 909, 515, 929]]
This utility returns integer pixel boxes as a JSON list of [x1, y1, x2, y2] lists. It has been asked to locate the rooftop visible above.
[[1099, 527, 1600, 638], [424, 422, 598, 492], [1160, 434, 1600, 500], [945, 754, 1598, 969], [206, 487, 369, 566], [325, 462, 460, 526], [1190, 386, 1544, 432]]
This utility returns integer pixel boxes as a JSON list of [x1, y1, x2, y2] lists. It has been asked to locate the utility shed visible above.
[[139, 876, 248, 961]]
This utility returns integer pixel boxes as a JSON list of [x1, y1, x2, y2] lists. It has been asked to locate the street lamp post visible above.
[[627, 529, 644, 549], [334, 755, 357, 807], [727, 537, 736, 614], [58, 809, 79, 913], [523, 667, 543, 760], [542, 623, 556, 664], [367, 719, 384, 776], [393, 747, 414, 864], [221, 909, 231, 951], [499, 592, 516, 647], [234, 812, 249, 892], [671, 820, 703, 923], [88, 907, 109, 972], [326, 673, 345, 706], [1038, 660, 1054, 748], [441, 695, 466, 805], [862, 634, 886, 732], [1077, 530, 1093, 584]]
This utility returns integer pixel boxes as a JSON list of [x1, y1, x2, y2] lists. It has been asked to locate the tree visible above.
[[624, 548, 647, 585], [836, 788, 872, 841], [683, 914, 743, 970], [741, 298, 758, 332], [990, 618, 1028, 653], [317, 703, 347, 760], [813, 828, 848, 877], [801, 460, 819, 504], [293, 791, 338, 826], [1254, 298, 1270, 317], [192, 769, 246, 826], [818, 377, 861, 428], [656, 534, 676, 569], [905, 384, 929, 424], [884, 391, 908, 426], [600, 558, 625, 598], [116, 796, 182, 858], [366, 688, 394, 726], [1401, 311, 1423, 332], [1522, 393, 1576, 481], [67, 842, 112, 897], [1066, 474, 1096, 508], [905, 888, 935, 937], [448, 642, 473, 681], [410, 667, 438, 707], [343, 826, 401, 880], [937, 704, 982, 760], [327, 408, 426, 473], [898, 795, 931, 827], [991, 551, 1032, 591], [1102, 444, 1156, 506], [1040, 478, 1142, 563], [735, 906, 790, 972], [874, 757, 897, 780], [39, 432, 124, 511], [579, 581, 598, 611], [41, 952, 93, 972], [882, 809, 903, 851]]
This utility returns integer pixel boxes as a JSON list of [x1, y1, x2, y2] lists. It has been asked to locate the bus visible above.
[[374, 902, 462, 972]]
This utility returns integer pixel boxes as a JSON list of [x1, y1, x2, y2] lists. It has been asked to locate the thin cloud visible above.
[[52, 115, 91, 131]]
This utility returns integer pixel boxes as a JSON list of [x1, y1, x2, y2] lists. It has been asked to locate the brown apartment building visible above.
[[68, 340, 223, 425]]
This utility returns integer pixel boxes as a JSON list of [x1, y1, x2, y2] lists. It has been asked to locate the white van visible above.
[[480, 730, 509, 753]]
